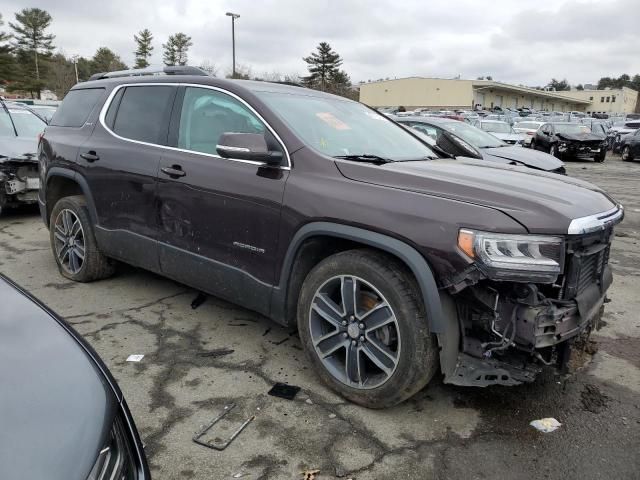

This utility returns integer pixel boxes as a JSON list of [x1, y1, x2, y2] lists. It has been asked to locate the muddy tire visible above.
[[297, 249, 439, 408], [50, 195, 115, 282]]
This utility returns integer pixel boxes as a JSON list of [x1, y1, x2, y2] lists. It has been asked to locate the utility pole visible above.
[[225, 12, 240, 77]]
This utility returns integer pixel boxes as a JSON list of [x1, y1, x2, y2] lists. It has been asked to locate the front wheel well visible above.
[[45, 176, 83, 226], [283, 235, 421, 327]]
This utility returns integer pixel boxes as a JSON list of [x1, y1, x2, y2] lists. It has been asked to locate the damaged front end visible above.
[[443, 209, 622, 387], [0, 156, 40, 212]]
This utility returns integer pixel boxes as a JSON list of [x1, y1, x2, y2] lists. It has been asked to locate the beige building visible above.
[[559, 87, 639, 115], [359, 77, 590, 112]]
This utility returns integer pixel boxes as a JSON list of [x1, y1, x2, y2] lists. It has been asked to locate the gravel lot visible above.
[[1, 154, 639, 480]]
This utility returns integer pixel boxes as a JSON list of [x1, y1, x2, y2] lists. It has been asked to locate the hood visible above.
[[0, 277, 118, 480], [335, 157, 617, 234], [490, 132, 522, 141], [0, 136, 39, 163], [482, 145, 564, 171], [556, 132, 604, 142]]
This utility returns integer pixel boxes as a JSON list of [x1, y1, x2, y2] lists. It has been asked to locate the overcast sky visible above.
[[3, 0, 639, 86]]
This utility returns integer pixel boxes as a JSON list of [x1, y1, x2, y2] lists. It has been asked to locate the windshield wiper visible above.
[[333, 154, 392, 165]]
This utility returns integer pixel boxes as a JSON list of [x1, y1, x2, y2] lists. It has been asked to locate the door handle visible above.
[[161, 165, 186, 178], [80, 151, 99, 162]]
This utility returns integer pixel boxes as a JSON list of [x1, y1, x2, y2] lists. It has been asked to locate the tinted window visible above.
[[177, 87, 265, 155], [112, 86, 175, 144], [50, 88, 104, 127]]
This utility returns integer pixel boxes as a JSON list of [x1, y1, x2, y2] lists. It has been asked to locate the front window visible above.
[[0, 109, 46, 138], [256, 91, 438, 161], [178, 87, 266, 155], [480, 122, 513, 134], [441, 121, 505, 148]]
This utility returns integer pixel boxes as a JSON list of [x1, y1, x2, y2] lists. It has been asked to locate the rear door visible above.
[[156, 85, 289, 314], [81, 83, 177, 271]]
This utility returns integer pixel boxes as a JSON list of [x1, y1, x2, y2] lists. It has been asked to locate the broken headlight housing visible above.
[[87, 414, 138, 480], [458, 229, 563, 283]]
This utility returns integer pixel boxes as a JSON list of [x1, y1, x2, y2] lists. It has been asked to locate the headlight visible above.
[[87, 415, 138, 480], [458, 229, 563, 283]]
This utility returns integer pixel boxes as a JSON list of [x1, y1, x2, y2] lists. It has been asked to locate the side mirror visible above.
[[216, 133, 283, 166]]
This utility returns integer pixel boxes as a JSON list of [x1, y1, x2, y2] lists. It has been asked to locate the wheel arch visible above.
[[270, 222, 446, 335], [45, 169, 98, 227]]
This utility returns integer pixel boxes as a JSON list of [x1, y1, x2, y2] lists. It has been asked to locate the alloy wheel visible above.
[[308, 275, 401, 389], [622, 147, 630, 161], [53, 208, 86, 274]]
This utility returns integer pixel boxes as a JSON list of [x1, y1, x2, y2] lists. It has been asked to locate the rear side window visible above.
[[111, 86, 175, 144], [50, 88, 104, 127]]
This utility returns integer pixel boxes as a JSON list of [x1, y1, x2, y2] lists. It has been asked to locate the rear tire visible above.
[[297, 249, 439, 408], [530, 139, 536, 150], [622, 146, 633, 162], [49, 195, 115, 282]]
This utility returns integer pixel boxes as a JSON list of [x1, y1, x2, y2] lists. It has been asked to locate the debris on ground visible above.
[[530, 418, 562, 433], [191, 292, 207, 309], [301, 469, 320, 480], [268, 382, 301, 400], [581, 384, 609, 413], [328, 413, 337, 419], [262, 327, 271, 336], [272, 337, 289, 346], [126, 354, 144, 362], [305, 398, 313, 405], [193, 403, 255, 451], [232, 472, 247, 478], [198, 348, 235, 358]]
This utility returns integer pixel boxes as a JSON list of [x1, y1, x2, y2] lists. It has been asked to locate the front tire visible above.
[[622, 146, 633, 162], [50, 195, 115, 282], [530, 139, 536, 150], [550, 144, 559, 158], [297, 249, 439, 408]]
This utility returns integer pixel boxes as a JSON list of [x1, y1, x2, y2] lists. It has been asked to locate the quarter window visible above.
[[50, 88, 104, 127], [177, 87, 266, 155], [111, 86, 175, 144]]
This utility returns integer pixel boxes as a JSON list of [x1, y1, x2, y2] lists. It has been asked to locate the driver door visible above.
[[156, 86, 289, 314]]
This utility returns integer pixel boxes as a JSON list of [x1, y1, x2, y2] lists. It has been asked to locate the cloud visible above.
[[2, 0, 639, 86]]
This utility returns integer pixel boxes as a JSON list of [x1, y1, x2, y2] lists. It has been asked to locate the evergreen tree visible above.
[[0, 13, 15, 84], [303, 42, 343, 91], [9, 8, 54, 81], [163, 33, 192, 66], [134, 28, 153, 69], [90, 47, 127, 73]]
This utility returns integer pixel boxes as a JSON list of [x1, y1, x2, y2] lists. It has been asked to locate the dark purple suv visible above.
[[39, 67, 623, 407]]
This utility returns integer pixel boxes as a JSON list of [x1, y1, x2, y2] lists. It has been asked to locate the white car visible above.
[[513, 121, 545, 147], [473, 119, 525, 145]]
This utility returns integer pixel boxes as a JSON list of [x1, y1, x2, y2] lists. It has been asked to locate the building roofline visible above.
[[359, 76, 590, 104]]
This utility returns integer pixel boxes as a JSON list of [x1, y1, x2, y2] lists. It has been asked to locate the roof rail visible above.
[[87, 65, 208, 81]]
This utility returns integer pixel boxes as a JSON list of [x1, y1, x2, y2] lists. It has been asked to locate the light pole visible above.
[[71, 55, 79, 83], [226, 12, 240, 77]]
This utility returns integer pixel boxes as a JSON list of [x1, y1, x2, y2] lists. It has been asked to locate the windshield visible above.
[[440, 121, 505, 148], [0, 108, 46, 137], [480, 122, 512, 134], [554, 123, 588, 134], [256, 92, 438, 161]]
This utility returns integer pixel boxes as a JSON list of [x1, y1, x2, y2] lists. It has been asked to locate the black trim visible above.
[[270, 222, 446, 333], [44, 168, 100, 226]]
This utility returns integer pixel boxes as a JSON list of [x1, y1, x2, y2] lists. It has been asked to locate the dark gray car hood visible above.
[[336, 158, 617, 234], [556, 132, 604, 142], [482, 145, 564, 171], [0, 277, 117, 480], [0, 136, 39, 163]]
